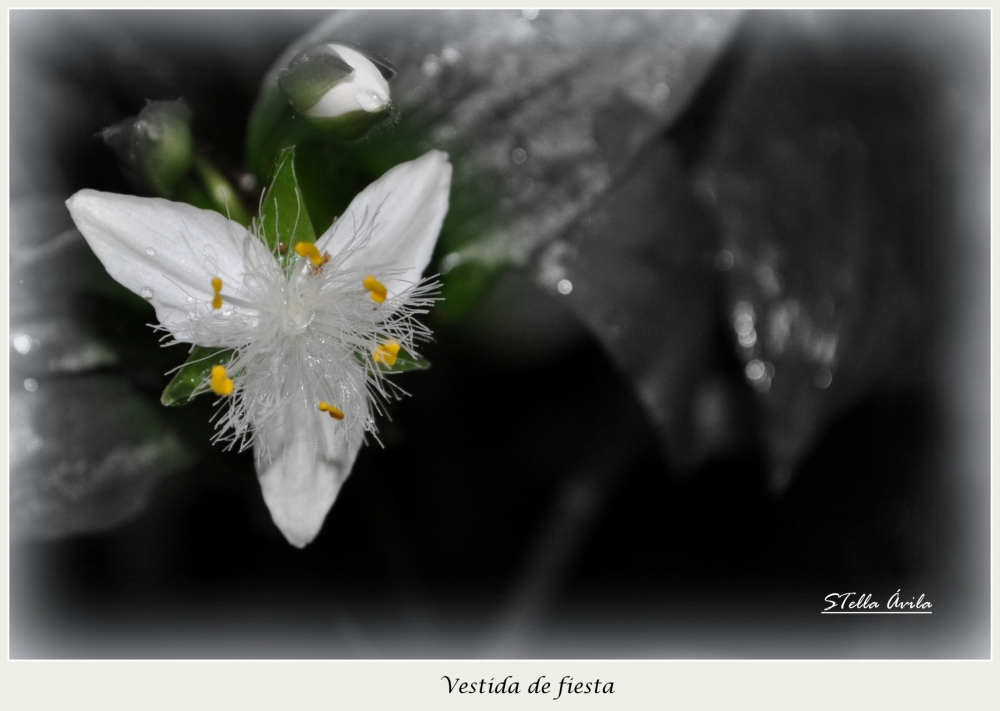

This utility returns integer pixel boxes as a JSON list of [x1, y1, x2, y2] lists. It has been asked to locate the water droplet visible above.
[[12, 334, 33, 355], [537, 241, 574, 289], [522, 9, 539, 20], [652, 82, 671, 106], [422, 56, 441, 77], [186, 296, 195, 303], [440, 252, 462, 274], [738, 331, 757, 348], [746, 360, 766, 381], [714, 249, 734, 271], [355, 88, 387, 113], [511, 147, 528, 164], [433, 124, 457, 143], [23, 378, 38, 393], [556, 279, 573, 295], [146, 247, 156, 256], [238, 173, 258, 192], [815, 368, 833, 389], [140, 287, 154, 300]]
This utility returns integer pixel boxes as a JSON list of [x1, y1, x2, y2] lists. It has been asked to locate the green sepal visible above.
[[357, 345, 431, 374], [303, 105, 397, 142], [258, 146, 317, 267], [161, 346, 234, 406]]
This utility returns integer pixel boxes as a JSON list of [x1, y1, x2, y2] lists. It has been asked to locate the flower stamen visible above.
[[295, 241, 330, 268], [210, 364, 234, 396], [318, 401, 345, 420], [211, 277, 224, 309], [373, 339, 401, 366], [363, 275, 387, 304]]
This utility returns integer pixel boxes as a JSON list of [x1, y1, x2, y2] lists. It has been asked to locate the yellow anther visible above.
[[364, 275, 387, 304], [211, 277, 223, 310], [210, 364, 234, 396], [373, 339, 401, 367], [295, 241, 327, 267], [318, 401, 345, 420]]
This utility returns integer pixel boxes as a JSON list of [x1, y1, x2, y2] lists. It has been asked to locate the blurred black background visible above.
[[8, 10, 989, 657]]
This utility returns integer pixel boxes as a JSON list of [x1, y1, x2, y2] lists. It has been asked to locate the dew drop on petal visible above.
[[355, 87, 388, 113], [140, 287, 154, 300], [146, 247, 156, 256]]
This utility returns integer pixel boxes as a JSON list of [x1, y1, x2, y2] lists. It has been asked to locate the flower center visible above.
[[281, 296, 315, 335]]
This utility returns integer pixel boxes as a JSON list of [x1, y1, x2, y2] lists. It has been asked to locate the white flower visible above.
[[66, 151, 452, 547]]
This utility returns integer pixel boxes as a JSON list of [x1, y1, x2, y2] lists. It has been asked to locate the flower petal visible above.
[[316, 150, 452, 297], [254, 400, 362, 548], [66, 190, 253, 341]]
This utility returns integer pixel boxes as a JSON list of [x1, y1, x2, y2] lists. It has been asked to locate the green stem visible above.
[[192, 154, 252, 227]]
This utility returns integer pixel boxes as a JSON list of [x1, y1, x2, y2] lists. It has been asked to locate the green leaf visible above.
[[258, 146, 317, 265], [358, 345, 430, 374], [161, 346, 234, 406]]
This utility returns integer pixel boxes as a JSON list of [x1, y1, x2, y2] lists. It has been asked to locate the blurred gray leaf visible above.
[[10, 197, 121, 376], [10, 196, 195, 538], [536, 143, 720, 468], [11, 377, 194, 540], [698, 13, 952, 489]]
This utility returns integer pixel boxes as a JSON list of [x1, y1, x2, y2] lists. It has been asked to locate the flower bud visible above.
[[277, 43, 395, 140], [100, 100, 193, 197]]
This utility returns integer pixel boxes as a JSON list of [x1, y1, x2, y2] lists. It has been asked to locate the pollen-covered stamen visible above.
[[211, 277, 224, 309], [295, 241, 330, 268], [363, 275, 387, 304], [210, 364, 234, 396], [318, 401, 345, 420], [373, 339, 401, 366]]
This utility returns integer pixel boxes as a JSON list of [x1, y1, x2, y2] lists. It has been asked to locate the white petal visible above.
[[316, 150, 452, 297], [66, 190, 254, 341], [254, 400, 362, 548]]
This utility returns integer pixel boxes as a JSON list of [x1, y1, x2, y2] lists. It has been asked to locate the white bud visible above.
[[305, 45, 390, 118], [278, 43, 395, 140]]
